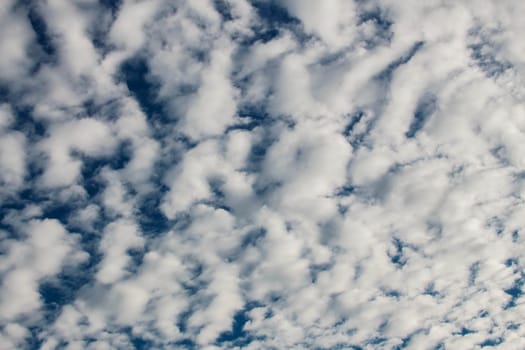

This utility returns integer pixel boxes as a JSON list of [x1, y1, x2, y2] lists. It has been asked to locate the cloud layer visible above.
[[1, 0, 525, 349]]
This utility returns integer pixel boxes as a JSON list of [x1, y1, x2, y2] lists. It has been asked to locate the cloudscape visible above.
[[1, 0, 525, 349]]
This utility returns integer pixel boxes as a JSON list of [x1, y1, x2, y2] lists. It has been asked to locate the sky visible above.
[[1, 0, 525, 349]]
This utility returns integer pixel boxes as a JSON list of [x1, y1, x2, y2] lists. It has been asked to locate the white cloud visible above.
[[96, 219, 144, 284], [282, 0, 357, 48], [0, 1, 34, 81], [0, 132, 26, 192], [0, 104, 25, 194], [39, 118, 116, 188], [0, 219, 85, 321], [114, 98, 160, 189], [110, 0, 162, 52], [2, 0, 525, 348], [182, 42, 239, 139]]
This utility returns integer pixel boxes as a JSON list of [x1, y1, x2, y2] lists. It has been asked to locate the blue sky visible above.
[[1, 0, 525, 349]]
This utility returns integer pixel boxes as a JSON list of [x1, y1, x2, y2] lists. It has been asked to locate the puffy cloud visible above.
[[282, 0, 357, 48], [2, 0, 525, 349], [0, 105, 26, 192], [38, 118, 116, 188], [109, 0, 162, 52], [96, 219, 144, 284], [182, 43, 239, 139], [0, 1, 34, 81], [0, 219, 85, 321]]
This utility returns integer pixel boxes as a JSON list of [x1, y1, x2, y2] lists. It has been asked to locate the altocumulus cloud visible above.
[[1, 0, 525, 349]]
